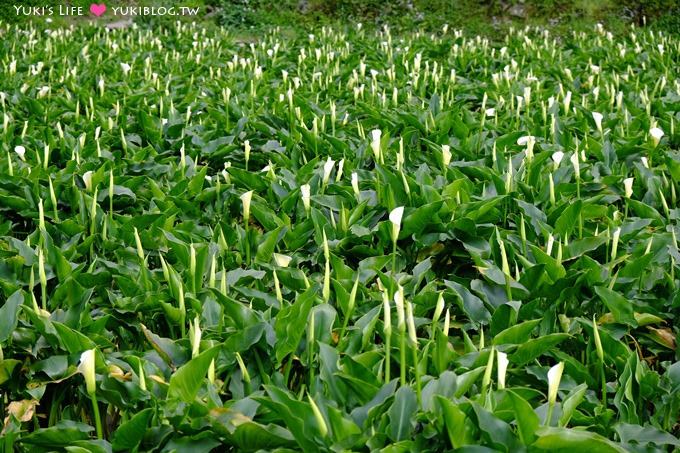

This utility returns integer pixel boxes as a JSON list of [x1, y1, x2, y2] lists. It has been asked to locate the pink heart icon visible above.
[[90, 3, 106, 17]]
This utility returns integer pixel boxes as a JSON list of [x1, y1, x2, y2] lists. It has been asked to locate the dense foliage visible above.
[[0, 18, 679, 452]]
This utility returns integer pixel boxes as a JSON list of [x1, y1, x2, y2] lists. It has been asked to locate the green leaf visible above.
[[445, 280, 491, 324], [532, 427, 628, 452], [593, 287, 636, 326], [554, 200, 582, 237], [0, 290, 24, 342], [493, 319, 541, 345], [274, 286, 318, 364], [167, 346, 221, 402], [388, 386, 417, 442], [507, 390, 539, 444], [435, 396, 469, 449], [511, 333, 570, 365], [255, 225, 286, 264], [112, 408, 154, 451], [559, 383, 588, 427], [22, 421, 93, 446]]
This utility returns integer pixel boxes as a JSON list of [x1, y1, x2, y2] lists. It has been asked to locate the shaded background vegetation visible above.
[[1, 0, 678, 35], [208, 0, 680, 34]]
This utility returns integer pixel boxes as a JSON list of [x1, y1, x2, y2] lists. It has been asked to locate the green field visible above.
[[0, 13, 679, 453]]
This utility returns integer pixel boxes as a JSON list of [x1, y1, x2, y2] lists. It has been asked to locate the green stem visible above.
[[244, 226, 251, 266], [179, 312, 186, 339], [576, 177, 583, 238], [504, 274, 512, 303], [600, 360, 607, 407], [385, 334, 391, 384], [90, 394, 103, 440], [309, 342, 315, 394], [546, 402, 555, 427], [399, 330, 406, 387], [392, 240, 397, 281], [412, 344, 421, 407]]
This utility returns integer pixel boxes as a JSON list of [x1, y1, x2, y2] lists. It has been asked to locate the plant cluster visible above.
[[0, 19, 679, 452]]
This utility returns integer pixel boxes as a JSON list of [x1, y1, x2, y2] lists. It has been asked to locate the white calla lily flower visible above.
[[592, 112, 603, 133], [370, 129, 382, 160], [389, 206, 404, 243], [300, 184, 311, 213], [650, 127, 664, 147], [547, 362, 564, 406], [78, 349, 97, 395], [83, 171, 94, 191], [442, 145, 451, 167], [14, 145, 26, 161], [497, 351, 509, 389], [551, 151, 564, 169], [240, 190, 253, 223], [623, 177, 634, 199]]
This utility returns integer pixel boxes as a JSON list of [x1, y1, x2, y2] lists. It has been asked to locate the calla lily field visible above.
[[0, 17, 679, 452]]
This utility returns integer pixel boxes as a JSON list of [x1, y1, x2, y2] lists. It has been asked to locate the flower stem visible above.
[[90, 394, 103, 440], [600, 360, 607, 407], [412, 344, 421, 407], [399, 330, 406, 387], [546, 402, 555, 427], [392, 240, 397, 280], [384, 334, 391, 384]]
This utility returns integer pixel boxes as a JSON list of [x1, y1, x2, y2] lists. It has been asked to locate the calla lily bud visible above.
[[134, 227, 144, 261], [592, 112, 603, 133], [307, 394, 329, 438], [370, 129, 382, 161], [38, 198, 46, 231], [78, 349, 97, 395], [592, 317, 604, 362], [83, 171, 94, 192], [650, 127, 664, 147], [394, 285, 405, 332], [389, 206, 404, 244], [300, 184, 311, 213], [497, 351, 509, 389], [611, 227, 621, 260], [623, 177, 634, 199], [547, 362, 564, 406], [240, 190, 253, 223], [235, 352, 250, 384], [496, 229, 510, 277], [244, 140, 251, 166], [518, 135, 536, 162], [322, 157, 335, 185], [336, 159, 344, 182], [570, 152, 580, 180], [190, 316, 201, 358], [138, 361, 147, 391], [38, 247, 47, 292], [406, 300, 417, 346], [351, 172, 360, 199], [482, 346, 495, 390], [432, 292, 445, 328], [443, 308, 450, 337], [382, 290, 392, 335], [442, 145, 451, 167]]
